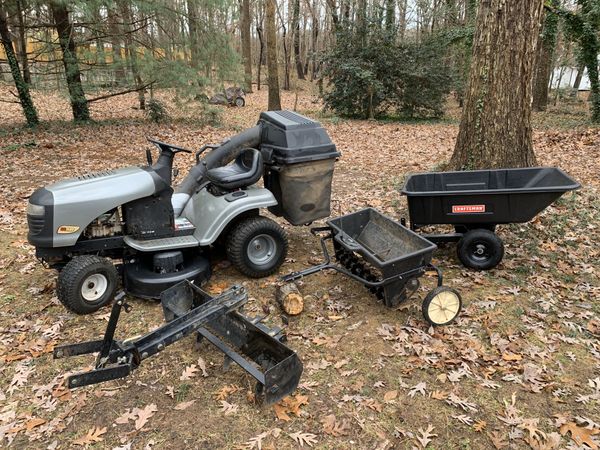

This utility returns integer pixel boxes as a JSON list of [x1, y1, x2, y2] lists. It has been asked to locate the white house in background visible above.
[[551, 66, 591, 90]]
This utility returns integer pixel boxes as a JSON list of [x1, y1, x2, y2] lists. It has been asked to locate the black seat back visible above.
[[205, 148, 263, 190]]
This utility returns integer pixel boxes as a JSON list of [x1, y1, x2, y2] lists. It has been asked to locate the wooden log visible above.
[[276, 282, 304, 315]]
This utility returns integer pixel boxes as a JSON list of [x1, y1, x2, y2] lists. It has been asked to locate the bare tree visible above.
[[265, 0, 281, 109], [240, 0, 253, 92], [451, 0, 543, 169], [0, 3, 37, 125], [49, 0, 90, 121]]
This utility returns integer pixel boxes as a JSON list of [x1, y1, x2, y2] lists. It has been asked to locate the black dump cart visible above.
[[283, 208, 462, 326], [401, 167, 580, 270]]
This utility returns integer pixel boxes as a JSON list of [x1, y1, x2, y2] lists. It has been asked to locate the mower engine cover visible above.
[[27, 167, 168, 249], [259, 111, 340, 225]]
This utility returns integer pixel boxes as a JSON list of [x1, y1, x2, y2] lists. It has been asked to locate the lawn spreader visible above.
[[401, 167, 580, 270], [282, 208, 462, 327], [54, 280, 303, 405]]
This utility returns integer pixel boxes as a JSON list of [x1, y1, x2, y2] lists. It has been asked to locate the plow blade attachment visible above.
[[163, 281, 303, 405]]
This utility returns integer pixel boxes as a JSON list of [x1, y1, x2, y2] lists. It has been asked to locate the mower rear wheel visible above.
[[234, 96, 245, 107], [226, 216, 287, 278], [57, 255, 118, 314]]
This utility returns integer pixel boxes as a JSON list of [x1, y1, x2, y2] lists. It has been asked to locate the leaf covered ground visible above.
[[0, 87, 599, 449]]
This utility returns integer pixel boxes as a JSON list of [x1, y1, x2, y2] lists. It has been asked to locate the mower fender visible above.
[[183, 188, 277, 246]]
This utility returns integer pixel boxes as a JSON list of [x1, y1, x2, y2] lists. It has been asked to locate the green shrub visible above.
[[322, 29, 453, 119], [146, 99, 169, 123]]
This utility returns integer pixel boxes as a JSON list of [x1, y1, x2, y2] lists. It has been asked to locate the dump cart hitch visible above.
[[54, 282, 303, 405]]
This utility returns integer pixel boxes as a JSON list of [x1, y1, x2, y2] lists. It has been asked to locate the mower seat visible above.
[[206, 148, 263, 190]]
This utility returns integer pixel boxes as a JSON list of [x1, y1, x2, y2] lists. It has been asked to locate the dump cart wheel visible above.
[[456, 228, 504, 270], [422, 286, 462, 326], [234, 97, 245, 107], [57, 255, 118, 315], [226, 216, 288, 278]]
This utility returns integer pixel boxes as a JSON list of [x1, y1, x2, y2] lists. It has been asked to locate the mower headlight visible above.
[[27, 203, 45, 216]]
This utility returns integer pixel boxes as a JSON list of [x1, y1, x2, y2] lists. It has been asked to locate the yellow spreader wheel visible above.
[[422, 286, 462, 326]]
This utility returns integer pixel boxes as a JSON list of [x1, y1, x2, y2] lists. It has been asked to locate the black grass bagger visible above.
[[282, 208, 462, 327], [54, 281, 303, 405], [401, 167, 580, 270]]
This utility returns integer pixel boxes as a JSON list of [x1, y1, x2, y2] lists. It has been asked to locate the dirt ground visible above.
[[0, 86, 599, 450]]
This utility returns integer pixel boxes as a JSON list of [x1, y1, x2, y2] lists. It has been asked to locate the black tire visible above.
[[422, 286, 462, 326], [226, 216, 287, 278], [457, 228, 504, 270], [57, 255, 118, 314], [234, 97, 245, 107]]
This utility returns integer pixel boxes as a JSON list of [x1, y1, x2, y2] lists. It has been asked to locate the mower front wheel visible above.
[[57, 255, 118, 314], [226, 217, 287, 278]]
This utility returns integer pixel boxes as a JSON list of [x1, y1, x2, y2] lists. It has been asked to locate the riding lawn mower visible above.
[[27, 110, 340, 314], [27, 111, 339, 402]]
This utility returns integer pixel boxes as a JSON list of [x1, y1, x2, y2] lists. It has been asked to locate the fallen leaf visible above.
[[115, 409, 136, 425], [288, 431, 318, 447], [73, 426, 107, 446], [383, 390, 398, 403], [197, 357, 208, 377], [560, 422, 599, 449], [473, 420, 487, 432], [220, 400, 238, 416], [174, 400, 196, 410], [180, 365, 198, 381], [134, 404, 157, 430], [215, 384, 241, 400], [416, 424, 436, 448], [321, 414, 349, 436], [25, 417, 46, 431]]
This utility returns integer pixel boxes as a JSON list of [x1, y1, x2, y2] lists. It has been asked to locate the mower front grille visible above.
[[27, 215, 45, 235]]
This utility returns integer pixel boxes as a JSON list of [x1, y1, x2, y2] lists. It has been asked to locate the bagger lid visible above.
[[259, 110, 340, 164]]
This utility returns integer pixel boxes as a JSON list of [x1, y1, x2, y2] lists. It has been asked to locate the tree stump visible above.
[[276, 283, 304, 315]]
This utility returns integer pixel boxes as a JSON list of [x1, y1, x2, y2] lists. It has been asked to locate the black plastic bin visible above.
[[402, 167, 580, 227], [260, 111, 340, 225], [327, 208, 437, 277]]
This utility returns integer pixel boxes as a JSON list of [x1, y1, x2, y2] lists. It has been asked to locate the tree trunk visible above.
[[385, 0, 395, 32], [257, 23, 264, 90], [119, 1, 145, 110], [276, 2, 290, 90], [107, 7, 125, 86], [15, 0, 30, 84], [450, 0, 542, 170], [0, 5, 38, 125], [265, 0, 281, 110], [187, 0, 200, 69], [240, 0, 253, 92], [532, 4, 558, 111], [292, 0, 305, 79], [49, 1, 90, 121], [310, 0, 319, 81]]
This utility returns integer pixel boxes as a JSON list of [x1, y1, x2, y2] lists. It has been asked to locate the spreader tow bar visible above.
[[54, 281, 303, 405]]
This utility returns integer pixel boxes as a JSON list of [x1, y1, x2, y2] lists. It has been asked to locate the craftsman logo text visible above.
[[452, 204, 486, 213]]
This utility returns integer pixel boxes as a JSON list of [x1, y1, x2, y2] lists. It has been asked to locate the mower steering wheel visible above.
[[147, 137, 192, 154]]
